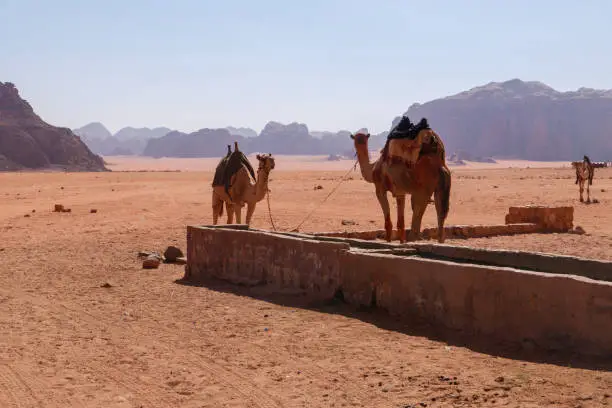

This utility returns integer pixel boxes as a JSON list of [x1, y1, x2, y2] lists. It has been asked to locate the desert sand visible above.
[[0, 155, 610, 407]]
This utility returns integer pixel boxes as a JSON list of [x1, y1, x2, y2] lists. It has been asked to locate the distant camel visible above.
[[212, 142, 275, 225], [350, 117, 451, 243], [571, 155, 595, 203]]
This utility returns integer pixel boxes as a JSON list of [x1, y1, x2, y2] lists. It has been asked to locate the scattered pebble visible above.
[[24, 214, 30, 218], [341, 219, 357, 226], [100, 282, 113, 288], [314, 185, 323, 190], [90, 209, 98, 214]]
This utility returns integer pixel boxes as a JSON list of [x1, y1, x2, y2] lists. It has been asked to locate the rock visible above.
[[31, 209, 35, 213], [341, 219, 357, 226], [174, 257, 187, 265], [314, 185, 323, 190], [0, 82, 107, 172], [24, 214, 30, 217], [62, 208, 71, 213], [163, 246, 184, 263], [571, 226, 586, 235], [90, 209, 98, 213], [100, 282, 113, 288], [143, 255, 161, 269], [54, 204, 64, 212]]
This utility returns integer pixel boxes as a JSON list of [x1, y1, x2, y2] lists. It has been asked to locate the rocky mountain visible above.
[[0, 82, 107, 171], [142, 128, 243, 158], [402, 79, 612, 161], [74, 124, 173, 156], [226, 126, 258, 138]]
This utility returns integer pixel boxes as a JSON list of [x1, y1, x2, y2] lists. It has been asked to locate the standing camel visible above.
[[211, 142, 276, 225], [571, 155, 595, 203], [350, 116, 451, 243]]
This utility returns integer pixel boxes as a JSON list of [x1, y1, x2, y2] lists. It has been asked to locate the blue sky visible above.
[[2, 0, 611, 134]]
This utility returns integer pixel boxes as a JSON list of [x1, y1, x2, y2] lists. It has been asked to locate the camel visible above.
[[211, 142, 275, 225], [571, 155, 594, 203], [350, 117, 451, 243]]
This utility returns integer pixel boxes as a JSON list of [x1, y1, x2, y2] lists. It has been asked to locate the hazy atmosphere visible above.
[[2, 0, 612, 134], [1, 2, 611, 407]]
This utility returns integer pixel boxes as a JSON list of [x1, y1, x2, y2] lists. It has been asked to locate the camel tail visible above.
[[436, 166, 451, 221]]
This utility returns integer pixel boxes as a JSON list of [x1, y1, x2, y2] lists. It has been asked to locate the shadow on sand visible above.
[[174, 277, 612, 373]]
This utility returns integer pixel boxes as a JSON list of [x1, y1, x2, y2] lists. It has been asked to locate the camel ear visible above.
[[256, 154, 261, 160], [350, 134, 355, 139], [366, 133, 370, 139]]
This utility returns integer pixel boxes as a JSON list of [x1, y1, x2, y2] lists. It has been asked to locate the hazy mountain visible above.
[[74, 124, 173, 156], [402, 78, 612, 161], [0, 82, 107, 171], [73, 122, 112, 140], [226, 126, 258, 138], [142, 128, 244, 158]]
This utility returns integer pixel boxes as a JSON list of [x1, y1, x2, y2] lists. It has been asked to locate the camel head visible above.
[[350, 130, 370, 155], [256, 153, 275, 172]]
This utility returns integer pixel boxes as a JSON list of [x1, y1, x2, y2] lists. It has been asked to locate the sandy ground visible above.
[[0, 155, 611, 407]]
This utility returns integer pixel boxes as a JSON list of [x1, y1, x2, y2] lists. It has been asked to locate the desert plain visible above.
[[1, 155, 611, 407]]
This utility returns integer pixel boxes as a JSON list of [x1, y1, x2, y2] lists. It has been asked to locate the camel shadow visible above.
[[174, 277, 612, 373]]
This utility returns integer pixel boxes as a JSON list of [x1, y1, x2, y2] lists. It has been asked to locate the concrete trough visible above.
[[185, 225, 612, 357]]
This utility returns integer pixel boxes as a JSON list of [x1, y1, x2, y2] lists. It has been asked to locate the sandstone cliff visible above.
[[0, 82, 107, 171], [402, 79, 612, 161]]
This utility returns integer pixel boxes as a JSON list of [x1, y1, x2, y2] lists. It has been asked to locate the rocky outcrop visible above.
[[0, 82, 107, 171], [252, 121, 324, 155], [402, 79, 612, 161], [226, 126, 257, 138], [143, 128, 244, 158], [74, 124, 172, 156]]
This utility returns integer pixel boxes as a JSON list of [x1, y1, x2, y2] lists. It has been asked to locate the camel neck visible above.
[[355, 146, 374, 183], [254, 168, 270, 201]]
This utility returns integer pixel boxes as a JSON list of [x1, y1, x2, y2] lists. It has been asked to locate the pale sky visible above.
[[2, 0, 611, 134]]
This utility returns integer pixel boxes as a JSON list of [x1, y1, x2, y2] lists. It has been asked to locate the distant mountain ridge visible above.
[[76, 79, 612, 161]]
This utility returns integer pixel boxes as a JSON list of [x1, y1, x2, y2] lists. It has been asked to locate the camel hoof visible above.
[[580, 198, 584, 202], [586, 199, 591, 204]]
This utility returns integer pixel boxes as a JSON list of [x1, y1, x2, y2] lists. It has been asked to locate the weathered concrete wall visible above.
[[411, 243, 612, 282], [341, 251, 612, 354], [315, 223, 541, 241], [505, 206, 573, 232], [186, 226, 348, 301], [186, 226, 612, 356]]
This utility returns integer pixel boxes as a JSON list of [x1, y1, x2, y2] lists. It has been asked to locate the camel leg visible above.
[[408, 192, 429, 241], [376, 187, 393, 242], [246, 202, 256, 226], [212, 192, 222, 225], [235, 205, 243, 224], [586, 180, 591, 203], [226, 203, 235, 224], [396, 195, 406, 243], [434, 167, 452, 243], [579, 180, 584, 202]]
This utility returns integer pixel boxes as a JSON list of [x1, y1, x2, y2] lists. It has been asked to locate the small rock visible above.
[[143, 255, 161, 269], [100, 282, 113, 288], [24, 214, 30, 218], [601, 189, 606, 193], [54, 204, 64, 212], [60, 186, 64, 190], [163, 246, 184, 263], [493, 185, 499, 188], [314, 185, 323, 190], [341, 219, 357, 226], [571, 226, 586, 235], [174, 257, 187, 265], [592, 198, 600, 204], [62, 208, 71, 213], [495, 376, 504, 383], [90, 209, 98, 214], [31, 209, 35, 213]]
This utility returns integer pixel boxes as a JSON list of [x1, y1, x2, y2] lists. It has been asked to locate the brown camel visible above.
[[350, 117, 451, 243], [571, 155, 595, 203], [211, 143, 276, 225]]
